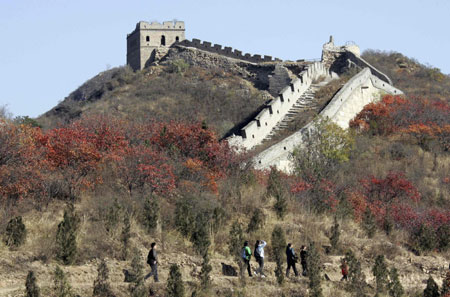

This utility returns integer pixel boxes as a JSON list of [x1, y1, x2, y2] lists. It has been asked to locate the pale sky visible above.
[[1, 0, 449, 118]]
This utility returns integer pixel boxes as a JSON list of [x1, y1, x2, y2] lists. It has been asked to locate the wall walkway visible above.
[[227, 61, 330, 150], [252, 67, 403, 172]]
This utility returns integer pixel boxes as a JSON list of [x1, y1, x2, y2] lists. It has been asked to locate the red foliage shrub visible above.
[[350, 95, 450, 150], [390, 203, 421, 231], [147, 121, 235, 173], [0, 120, 45, 201], [360, 171, 421, 205], [116, 145, 175, 196], [349, 95, 407, 134], [422, 208, 450, 230]]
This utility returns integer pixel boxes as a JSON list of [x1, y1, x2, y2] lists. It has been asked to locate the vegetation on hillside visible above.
[[38, 63, 268, 138], [1, 50, 450, 296], [362, 50, 450, 101]]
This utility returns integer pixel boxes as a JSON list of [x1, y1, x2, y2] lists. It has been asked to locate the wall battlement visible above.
[[133, 20, 186, 31], [177, 39, 282, 64], [252, 67, 403, 172]]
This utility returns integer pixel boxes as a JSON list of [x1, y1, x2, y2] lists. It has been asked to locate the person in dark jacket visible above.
[[286, 243, 299, 277], [300, 245, 308, 276], [144, 242, 159, 282], [242, 241, 252, 277]]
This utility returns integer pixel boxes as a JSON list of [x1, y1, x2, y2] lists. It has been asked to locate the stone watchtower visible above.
[[127, 20, 185, 70]]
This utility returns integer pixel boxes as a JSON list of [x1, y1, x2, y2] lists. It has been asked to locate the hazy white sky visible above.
[[1, 0, 449, 118]]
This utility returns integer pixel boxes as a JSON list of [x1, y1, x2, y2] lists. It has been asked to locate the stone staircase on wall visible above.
[[253, 67, 404, 173], [262, 83, 320, 142]]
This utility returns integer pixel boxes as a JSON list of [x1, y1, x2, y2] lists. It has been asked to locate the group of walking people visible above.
[[241, 241, 309, 278], [143, 240, 351, 283]]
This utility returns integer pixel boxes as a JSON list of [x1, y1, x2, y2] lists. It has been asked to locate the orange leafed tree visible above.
[[0, 120, 45, 202]]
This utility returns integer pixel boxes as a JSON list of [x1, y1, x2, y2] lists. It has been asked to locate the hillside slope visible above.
[[1, 49, 449, 297], [362, 50, 450, 101], [38, 63, 269, 138]]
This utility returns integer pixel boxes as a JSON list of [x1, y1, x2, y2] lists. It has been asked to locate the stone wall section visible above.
[[322, 38, 392, 85], [252, 67, 403, 172], [227, 61, 329, 150], [177, 39, 282, 64]]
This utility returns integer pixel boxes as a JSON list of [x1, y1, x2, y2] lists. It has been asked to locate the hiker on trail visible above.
[[145, 242, 159, 282], [242, 241, 252, 277], [340, 260, 348, 281], [286, 243, 299, 277], [300, 245, 308, 276], [254, 240, 267, 277]]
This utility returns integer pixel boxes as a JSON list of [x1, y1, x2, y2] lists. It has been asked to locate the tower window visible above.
[[146, 36, 150, 42], [161, 35, 166, 46], [176, 36, 179, 42]]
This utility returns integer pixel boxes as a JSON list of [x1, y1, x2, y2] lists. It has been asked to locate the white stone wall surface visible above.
[[227, 61, 330, 151], [252, 67, 403, 172]]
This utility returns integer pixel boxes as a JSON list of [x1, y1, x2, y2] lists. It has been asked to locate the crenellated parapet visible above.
[[227, 61, 330, 151], [177, 39, 282, 64], [252, 67, 403, 172]]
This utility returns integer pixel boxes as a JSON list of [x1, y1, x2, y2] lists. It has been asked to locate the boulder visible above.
[[221, 262, 238, 276]]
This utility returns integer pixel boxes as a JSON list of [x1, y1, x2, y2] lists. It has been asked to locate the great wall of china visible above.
[[127, 21, 404, 173]]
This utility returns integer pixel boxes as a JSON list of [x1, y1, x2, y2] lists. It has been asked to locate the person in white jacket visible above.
[[254, 240, 267, 277]]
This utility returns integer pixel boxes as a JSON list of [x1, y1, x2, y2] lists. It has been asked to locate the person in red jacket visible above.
[[341, 259, 348, 281]]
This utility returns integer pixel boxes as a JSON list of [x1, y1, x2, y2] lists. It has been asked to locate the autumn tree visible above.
[[292, 117, 354, 181], [166, 264, 185, 297], [116, 145, 175, 197], [267, 167, 288, 219], [307, 242, 323, 297], [247, 208, 265, 233], [388, 268, 404, 297], [329, 216, 340, 252], [344, 250, 366, 296], [4, 216, 27, 248], [25, 271, 40, 297], [291, 118, 353, 213], [423, 276, 440, 297], [142, 196, 160, 233], [56, 205, 80, 265], [271, 226, 286, 285], [127, 248, 146, 297], [372, 255, 388, 294], [93, 259, 115, 297], [190, 213, 211, 256], [121, 213, 131, 260], [0, 120, 44, 202], [361, 207, 376, 238], [199, 252, 212, 290], [53, 266, 74, 297], [228, 221, 244, 265]]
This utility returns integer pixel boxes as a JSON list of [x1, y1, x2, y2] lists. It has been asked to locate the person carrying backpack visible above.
[[286, 243, 299, 277], [300, 245, 308, 276], [144, 242, 159, 282], [242, 241, 252, 277], [253, 240, 267, 277]]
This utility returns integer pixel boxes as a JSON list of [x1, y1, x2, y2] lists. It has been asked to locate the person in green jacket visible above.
[[242, 241, 252, 277]]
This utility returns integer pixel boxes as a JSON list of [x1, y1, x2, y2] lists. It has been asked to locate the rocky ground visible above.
[[1, 236, 448, 297]]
